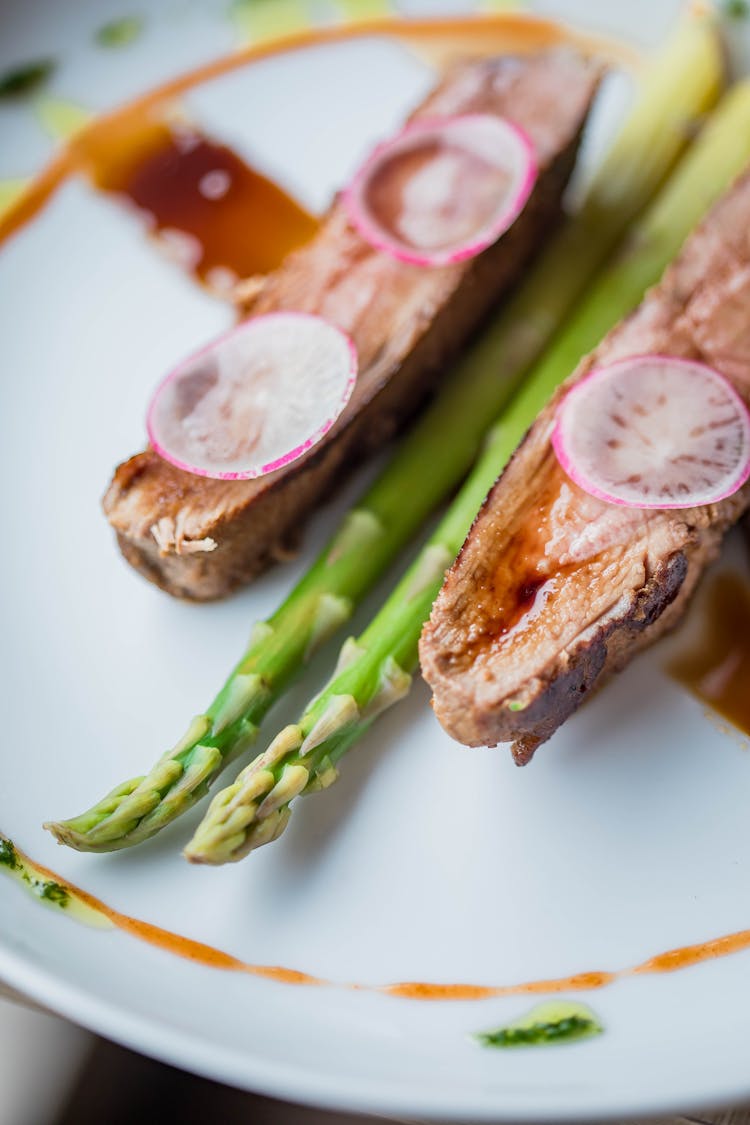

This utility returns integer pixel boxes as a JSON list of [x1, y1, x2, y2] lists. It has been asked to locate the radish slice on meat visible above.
[[552, 355, 750, 509], [343, 114, 537, 267], [147, 312, 358, 480]]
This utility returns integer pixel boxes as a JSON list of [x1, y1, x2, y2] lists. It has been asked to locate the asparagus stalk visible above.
[[46, 12, 722, 853], [186, 79, 750, 864]]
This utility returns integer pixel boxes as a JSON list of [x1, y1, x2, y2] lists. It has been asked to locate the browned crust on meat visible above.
[[420, 167, 750, 760], [507, 550, 690, 763], [103, 50, 600, 600]]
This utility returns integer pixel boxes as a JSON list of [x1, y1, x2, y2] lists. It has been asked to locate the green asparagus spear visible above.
[[46, 12, 722, 853], [186, 79, 750, 864]]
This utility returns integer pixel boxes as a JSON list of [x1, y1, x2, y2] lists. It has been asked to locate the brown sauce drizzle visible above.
[[492, 564, 550, 642], [7, 840, 750, 1002], [462, 462, 569, 657], [0, 14, 632, 256], [668, 573, 750, 737]]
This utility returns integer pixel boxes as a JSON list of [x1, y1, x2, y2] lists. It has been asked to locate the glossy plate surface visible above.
[[3, 1, 750, 1120]]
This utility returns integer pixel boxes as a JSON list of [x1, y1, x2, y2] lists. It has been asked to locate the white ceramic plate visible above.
[[4, 1, 750, 1121]]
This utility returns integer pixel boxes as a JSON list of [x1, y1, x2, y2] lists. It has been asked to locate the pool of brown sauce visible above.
[[669, 572, 750, 737], [86, 117, 319, 289]]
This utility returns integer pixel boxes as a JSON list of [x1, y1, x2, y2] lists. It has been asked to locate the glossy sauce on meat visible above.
[[457, 457, 644, 667]]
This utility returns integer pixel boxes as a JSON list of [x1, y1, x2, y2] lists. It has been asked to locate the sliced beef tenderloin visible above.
[[104, 49, 599, 600], [420, 167, 750, 761]]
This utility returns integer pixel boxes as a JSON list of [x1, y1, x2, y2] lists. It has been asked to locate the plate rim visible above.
[[0, 935, 746, 1122], [3, 5, 747, 1121]]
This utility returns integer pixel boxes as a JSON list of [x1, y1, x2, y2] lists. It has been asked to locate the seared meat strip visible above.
[[420, 168, 750, 762], [104, 50, 599, 600]]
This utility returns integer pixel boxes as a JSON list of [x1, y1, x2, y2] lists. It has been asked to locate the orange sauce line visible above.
[[633, 929, 750, 976], [0, 13, 633, 249], [10, 842, 750, 1002], [22, 849, 322, 986], [384, 971, 618, 1003]]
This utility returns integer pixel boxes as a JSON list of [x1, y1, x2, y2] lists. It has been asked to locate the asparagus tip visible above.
[[182, 845, 214, 865], [43, 820, 90, 851]]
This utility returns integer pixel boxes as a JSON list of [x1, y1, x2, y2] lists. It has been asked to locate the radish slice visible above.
[[343, 114, 537, 267], [147, 312, 357, 480], [552, 355, 750, 510]]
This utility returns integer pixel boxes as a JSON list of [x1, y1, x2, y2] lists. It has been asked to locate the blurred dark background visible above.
[[0, 995, 412, 1125]]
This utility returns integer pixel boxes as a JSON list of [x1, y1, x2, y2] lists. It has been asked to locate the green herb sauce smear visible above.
[[0, 836, 69, 908], [0, 60, 55, 99], [95, 17, 144, 48], [0, 835, 109, 927], [476, 1001, 603, 1049], [0, 837, 18, 870]]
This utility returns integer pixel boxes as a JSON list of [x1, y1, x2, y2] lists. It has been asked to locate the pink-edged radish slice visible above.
[[147, 311, 357, 480], [552, 355, 750, 510], [343, 113, 537, 268]]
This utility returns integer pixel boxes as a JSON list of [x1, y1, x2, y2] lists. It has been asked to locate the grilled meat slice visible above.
[[420, 168, 750, 761], [104, 50, 599, 601]]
